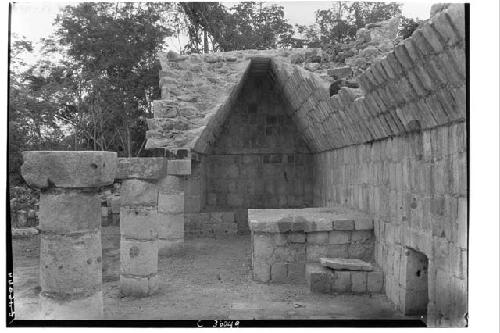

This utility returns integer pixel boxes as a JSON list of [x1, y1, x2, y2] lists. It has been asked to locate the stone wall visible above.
[[249, 207, 376, 284], [312, 4, 467, 327]]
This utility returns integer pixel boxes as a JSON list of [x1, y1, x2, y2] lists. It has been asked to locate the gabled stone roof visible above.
[[146, 3, 466, 154]]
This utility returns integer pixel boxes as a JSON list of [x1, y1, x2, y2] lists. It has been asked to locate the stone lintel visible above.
[[21, 151, 117, 189]]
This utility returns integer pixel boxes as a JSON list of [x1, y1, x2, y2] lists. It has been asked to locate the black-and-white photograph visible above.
[[2, 0, 491, 329]]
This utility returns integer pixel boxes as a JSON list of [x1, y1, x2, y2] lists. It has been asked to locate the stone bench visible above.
[[248, 206, 375, 284], [306, 258, 384, 294]]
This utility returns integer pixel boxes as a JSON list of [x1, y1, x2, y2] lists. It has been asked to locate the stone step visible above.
[[319, 257, 374, 271], [306, 263, 384, 295]]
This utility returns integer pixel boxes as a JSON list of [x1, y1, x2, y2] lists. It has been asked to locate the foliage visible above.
[[399, 16, 422, 40], [180, 2, 297, 53], [296, 1, 402, 48]]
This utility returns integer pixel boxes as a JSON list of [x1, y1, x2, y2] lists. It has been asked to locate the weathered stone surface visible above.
[[120, 179, 158, 207], [120, 238, 159, 276], [328, 231, 351, 244], [320, 257, 374, 271], [253, 261, 271, 282], [116, 157, 167, 180], [40, 231, 102, 295], [306, 263, 330, 293], [120, 274, 159, 297], [351, 271, 368, 293], [21, 151, 117, 188], [167, 159, 192, 175], [367, 271, 384, 292], [332, 271, 352, 292], [39, 190, 100, 233], [333, 219, 355, 230], [158, 193, 184, 214], [120, 206, 159, 240], [287, 262, 306, 282], [271, 263, 287, 282], [355, 219, 374, 230]]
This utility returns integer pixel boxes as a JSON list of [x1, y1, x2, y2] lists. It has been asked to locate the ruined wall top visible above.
[[146, 4, 465, 153]]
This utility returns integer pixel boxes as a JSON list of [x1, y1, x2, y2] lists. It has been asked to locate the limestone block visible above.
[[352, 230, 374, 242], [253, 233, 274, 260], [120, 274, 159, 297], [351, 271, 368, 293], [157, 175, 184, 194], [167, 159, 191, 175], [332, 271, 351, 292], [288, 232, 306, 243], [329, 231, 351, 244], [367, 271, 384, 292], [303, 220, 333, 232], [355, 219, 374, 230], [253, 262, 271, 282], [101, 206, 109, 217], [287, 263, 306, 282], [158, 213, 184, 240], [306, 264, 331, 293], [306, 244, 328, 262], [120, 238, 159, 276], [158, 193, 184, 214], [39, 190, 100, 233], [40, 231, 102, 295], [271, 263, 287, 282], [120, 206, 159, 240], [306, 231, 329, 244], [21, 151, 117, 188], [116, 157, 167, 180], [111, 196, 121, 214], [333, 219, 355, 230], [327, 244, 349, 258], [273, 244, 306, 262], [120, 179, 158, 207], [40, 291, 103, 320]]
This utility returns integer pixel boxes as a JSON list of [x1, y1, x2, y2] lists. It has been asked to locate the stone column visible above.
[[157, 159, 191, 255], [21, 151, 117, 320], [116, 158, 166, 297]]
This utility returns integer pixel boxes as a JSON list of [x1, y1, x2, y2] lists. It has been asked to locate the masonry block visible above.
[[167, 159, 191, 175], [271, 263, 288, 282], [287, 262, 306, 282], [158, 193, 184, 214], [351, 271, 368, 293], [333, 219, 355, 230], [121, 179, 158, 207], [367, 271, 384, 292]]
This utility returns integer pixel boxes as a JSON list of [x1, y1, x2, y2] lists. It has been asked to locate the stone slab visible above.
[[319, 257, 375, 271], [248, 207, 373, 233], [21, 151, 117, 188], [116, 157, 167, 180]]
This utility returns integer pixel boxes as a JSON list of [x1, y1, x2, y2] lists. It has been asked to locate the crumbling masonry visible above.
[[20, 3, 466, 326]]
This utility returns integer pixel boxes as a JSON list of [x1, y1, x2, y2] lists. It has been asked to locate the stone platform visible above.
[[248, 206, 376, 284]]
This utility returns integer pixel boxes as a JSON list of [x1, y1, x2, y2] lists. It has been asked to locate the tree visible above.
[[297, 2, 402, 48], [53, 2, 173, 156], [180, 2, 296, 53]]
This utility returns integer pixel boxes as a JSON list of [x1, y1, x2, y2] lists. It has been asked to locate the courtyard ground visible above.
[[12, 226, 411, 321]]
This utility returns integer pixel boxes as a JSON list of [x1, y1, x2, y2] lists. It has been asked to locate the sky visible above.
[[10, 1, 435, 64]]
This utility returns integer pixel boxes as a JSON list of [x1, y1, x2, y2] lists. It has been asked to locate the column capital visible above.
[[21, 151, 117, 189]]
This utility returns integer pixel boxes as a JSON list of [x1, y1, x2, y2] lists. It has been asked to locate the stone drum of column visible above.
[[120, 179, 159, 297], [21, 151, 117, 320], [157, 175, 185, 255]]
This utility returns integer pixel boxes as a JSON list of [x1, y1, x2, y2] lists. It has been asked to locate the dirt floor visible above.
[[12, 226, 410, 321]]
